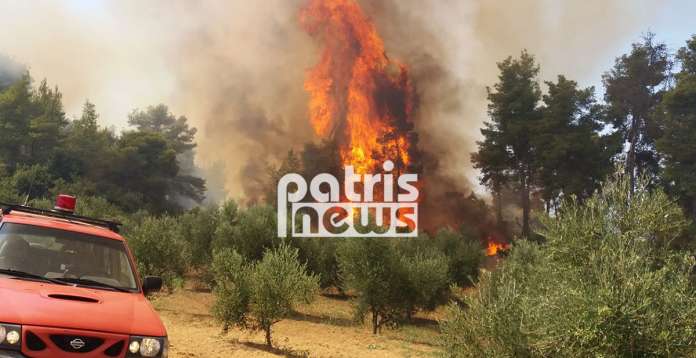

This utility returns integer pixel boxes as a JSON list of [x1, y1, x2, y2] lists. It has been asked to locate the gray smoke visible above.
[[0, 0, 660, 201], [0, 54, 25, 89]]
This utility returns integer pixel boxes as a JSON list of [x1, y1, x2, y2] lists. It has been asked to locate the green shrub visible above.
[[0, 176, 21, 203], [293, 237, 340, 289], [212, 243, 318, 347], [127, 216, 187, 291], [399, 249, 450, 317], [338, 238, 450, 333], [213, 199, 238, 240], [211, 248, 251, 332], [440, 173, 696, 357], [11, 164, 54, 200], [179, 206, 219, 271], [74, 195, 129, 222], [214, 203, 277, 262], [338, 238, 404, 334], [432, 229, 485, 286]]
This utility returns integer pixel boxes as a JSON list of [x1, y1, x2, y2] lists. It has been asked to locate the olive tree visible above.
[[338, 238, 450, 333], [211, 248, 250, 332], [212, 243, 318, 347], [293, 237, 340, 289], [399, 250, 450, 319], [431, 229, 485, 286], [337, 238, 404, 334], [213, 204, 277, 262], [126, 216, 187, 290], [178, 206, 219, 277], [441, 172, 696, 357]]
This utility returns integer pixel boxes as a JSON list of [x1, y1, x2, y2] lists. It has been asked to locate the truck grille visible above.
[[25, 331, 46, 351], [104, 340, 125, 356], [49, 335, 104, 353], [23, 325, 129, 357]]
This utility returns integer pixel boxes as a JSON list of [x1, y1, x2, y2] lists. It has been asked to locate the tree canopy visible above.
[[0, 71, 206, 213]]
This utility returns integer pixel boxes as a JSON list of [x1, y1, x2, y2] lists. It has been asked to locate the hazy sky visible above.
[[1, 1, 694, 197], [1, 1, 692, 127]]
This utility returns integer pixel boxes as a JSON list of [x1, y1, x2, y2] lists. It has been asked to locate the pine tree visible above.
[[535, 76, 614, 211], [656, 35, 696, 220], [602, 33, 670, 192], [0, 73, 33, 169], [473, 51, 541, 238]]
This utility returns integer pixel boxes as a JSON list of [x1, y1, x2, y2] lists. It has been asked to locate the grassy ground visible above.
[[151, 284, 444, 357]]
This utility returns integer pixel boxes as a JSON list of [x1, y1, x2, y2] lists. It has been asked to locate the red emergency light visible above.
[[54, 194, 76, 213]]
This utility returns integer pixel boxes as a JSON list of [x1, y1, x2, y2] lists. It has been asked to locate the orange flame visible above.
[[486, 241, 510, 256], [300, 0, 414, 175]]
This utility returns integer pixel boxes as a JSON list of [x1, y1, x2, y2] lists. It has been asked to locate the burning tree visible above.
[[296, 0, 503, 244], [300, 0, 420, 177]]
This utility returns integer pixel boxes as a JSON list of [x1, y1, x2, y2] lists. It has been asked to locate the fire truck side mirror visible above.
[[142, 276, 162, 295]]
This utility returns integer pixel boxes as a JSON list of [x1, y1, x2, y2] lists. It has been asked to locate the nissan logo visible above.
[[70, 338, 86, 350]]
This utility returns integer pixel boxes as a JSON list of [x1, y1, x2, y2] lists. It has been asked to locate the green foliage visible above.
[[431, 229, 485, 286], [179, 206, 220, 270], [678, 34, 696, 74], [398, 249, 450, 315], [0, 180, 21, 203], [657, 35, 696, 222], [214, 199, 239, 238], [126, 216, 187, 291], [113, 131, 179, 212], [338, 238, 452, 334], [474, 51, 617, 232], [0, 74, 66, 170], [58, 101, 115, 184], [8, 164, 54, 200], [293, 237, 340, 289], [0, 73, 34, 169], [128, 104, 197, 154], [128, 104, 205, 205], [536, 75, 614, 208], [211, 248, 251, 331], [30, 80, 67, 165], [27, 194, 130, 224], [603, 33, 670, 188], [211, 244, 319, 347], [0, 71, 206, 214], [338, 238, 404, 333], [472, 50, 542, 237], [214, 204, 277, 262], [441, 172, 696, 357]]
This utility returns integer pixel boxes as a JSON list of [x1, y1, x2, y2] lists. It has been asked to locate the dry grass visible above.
[[151, 284, 444, 357]]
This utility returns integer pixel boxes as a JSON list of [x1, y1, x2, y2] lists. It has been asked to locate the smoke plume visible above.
[[0, 54, 25, 89], [0, 0, 660, 202]]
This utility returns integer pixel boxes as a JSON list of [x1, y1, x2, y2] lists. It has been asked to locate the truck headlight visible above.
[[127, 336, 167, 358], [140, 338, 160, 356], [0, 324, 21, 350], [129, 340, 140, 354], [4, 331, 19, 345]]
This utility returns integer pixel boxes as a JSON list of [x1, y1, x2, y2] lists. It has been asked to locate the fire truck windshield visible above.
[[0, 223, 138, 291]]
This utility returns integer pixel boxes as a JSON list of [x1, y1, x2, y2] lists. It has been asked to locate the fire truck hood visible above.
[[0, 277, 166, 337]]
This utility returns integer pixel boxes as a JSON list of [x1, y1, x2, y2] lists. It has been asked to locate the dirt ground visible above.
[[151, 285, 443, 357]]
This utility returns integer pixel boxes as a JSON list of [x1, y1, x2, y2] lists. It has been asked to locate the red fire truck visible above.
[[0, 195, 167, 357]]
